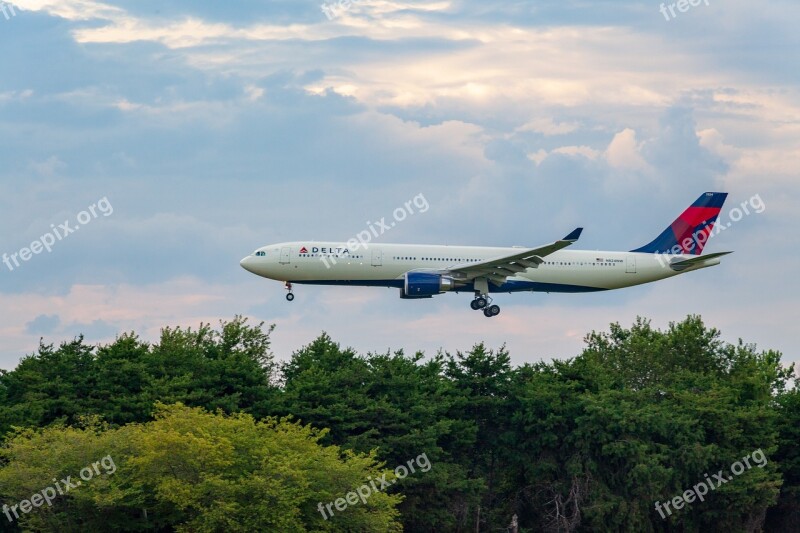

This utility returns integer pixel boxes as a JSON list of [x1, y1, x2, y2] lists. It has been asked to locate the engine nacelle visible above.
[[402, 272, 456, 298]]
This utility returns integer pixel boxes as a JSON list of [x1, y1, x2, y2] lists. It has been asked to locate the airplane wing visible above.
[[669, 251, 732, 271], [445, 228, 583, 286]]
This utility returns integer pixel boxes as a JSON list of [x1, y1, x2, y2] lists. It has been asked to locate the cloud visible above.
[[606, 128, 649, 171], [25, 314, 60, 334], [516, 117, 581, 136]]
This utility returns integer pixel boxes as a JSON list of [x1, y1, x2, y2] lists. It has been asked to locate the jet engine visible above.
[[401, 272, 456, 298]]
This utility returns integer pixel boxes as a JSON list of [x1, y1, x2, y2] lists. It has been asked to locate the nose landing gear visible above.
[[285, 282, 294, 301]]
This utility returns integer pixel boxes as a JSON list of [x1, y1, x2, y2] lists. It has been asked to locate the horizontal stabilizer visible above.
[[669, 251, 732, 271]]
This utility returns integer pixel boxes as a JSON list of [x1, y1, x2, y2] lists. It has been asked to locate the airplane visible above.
[[240, 192, 732, 318]]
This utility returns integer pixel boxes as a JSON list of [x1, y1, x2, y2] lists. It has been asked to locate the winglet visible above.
[[562, 227, 583, 242]]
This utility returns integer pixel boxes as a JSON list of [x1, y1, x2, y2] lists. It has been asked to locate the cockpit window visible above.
[[255, 251, 266, 257]]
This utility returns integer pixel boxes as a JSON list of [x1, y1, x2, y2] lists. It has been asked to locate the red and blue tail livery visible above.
[[631, 192, 728, 255]]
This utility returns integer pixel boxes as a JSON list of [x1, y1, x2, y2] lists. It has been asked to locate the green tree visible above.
[[0, 317, 279, 435], [505, 316, 787, 532], [444, 342, 514, 531], [767, 384, 800, 530], [0, 336, 98, 435], [278, 333, 480, 532], [0, 404, 402, 532]]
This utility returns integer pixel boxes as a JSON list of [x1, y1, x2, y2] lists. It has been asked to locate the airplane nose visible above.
[[240, 255, 256, 274]]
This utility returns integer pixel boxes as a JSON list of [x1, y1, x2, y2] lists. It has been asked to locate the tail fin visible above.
[[631, 192, 728, 255]]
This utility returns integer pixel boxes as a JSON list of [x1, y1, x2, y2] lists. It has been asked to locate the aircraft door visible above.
[[371, 250, 383, 266], [280, 247, 291, 264], [626, 255, 636, 273]]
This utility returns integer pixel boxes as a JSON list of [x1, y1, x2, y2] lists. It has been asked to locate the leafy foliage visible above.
[[0, 316, 278, 434], [0, 315, 795, 532], [0, 404, 401, 532]]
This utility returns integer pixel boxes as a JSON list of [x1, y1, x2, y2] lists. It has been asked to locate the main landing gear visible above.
[[285, 282, 295, 301], [470, 292, 500, 318]]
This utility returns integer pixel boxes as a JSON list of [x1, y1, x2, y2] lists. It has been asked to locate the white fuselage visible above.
[[240, 242, 721, 294]]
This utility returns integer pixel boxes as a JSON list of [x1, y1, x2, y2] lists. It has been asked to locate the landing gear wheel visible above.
[[475, 297, 487, 309], [483, 304, 500, 318], [286, 293, 295, 302], [470, 300, 481, 310]]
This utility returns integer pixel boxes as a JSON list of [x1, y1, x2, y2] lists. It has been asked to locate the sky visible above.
[[0, 0, 797, 370]]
